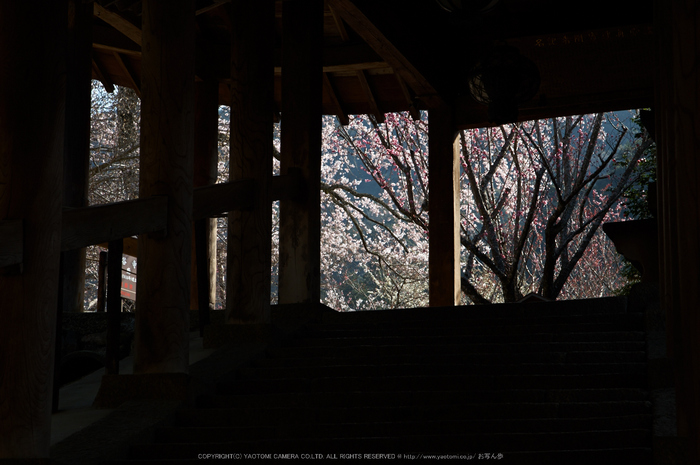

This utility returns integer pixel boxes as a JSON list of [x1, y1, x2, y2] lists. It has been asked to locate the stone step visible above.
[[319, 297, 629, 325], [205, 388, 649, 409], [235, 362, 647, 379], [299, 329, 647, 342], [253, 350, 647, 367], [129, 429, 650, 459], [314, 314, 644, 332], [176, 401, 651, 427], [157, 415, 652, 443], [265, 341, 647, 359], [220, 372, 649, 394]]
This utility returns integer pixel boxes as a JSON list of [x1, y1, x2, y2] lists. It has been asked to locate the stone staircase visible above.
[[112, 297, 653, 464]]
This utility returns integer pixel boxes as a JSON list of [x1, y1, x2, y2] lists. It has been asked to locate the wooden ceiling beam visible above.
[[93, 3, 142, 46], [112, 52, 141, 97], [323, 72, 349, 125], [93, 42, 140, 58], [327, 0, 443, 109], [196, 0, 231, 16]]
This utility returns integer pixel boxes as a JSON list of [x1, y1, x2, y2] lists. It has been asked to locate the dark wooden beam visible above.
[[396, 73, 420, 121], [0, 1, 67, 457], [113, 51, 141, 98], [92, 57, 115, 93], [0, 220, 23, 269], [134, 0, 195, 374], [428, 104, 461, 307], [328, 4, 350, 42], [61, 197, 168, 251], [279, 0, 324, 305], [226, 0, 275, 323], [63, 0, 93, 314], [323, 73, 349, 125], [93, 3, 142, 46]]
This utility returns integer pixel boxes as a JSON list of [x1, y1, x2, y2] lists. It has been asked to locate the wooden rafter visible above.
[[93, 3, 142, 46], [113, 52, 141, 97], [396, 73, 420, 121], [196, 0, 231, 16], [327, 0, 443, 109], [91, 57, 115, 93], [356, 69, 383, 122], [328, 4, 350, 42], [323, 72, 349, 125]]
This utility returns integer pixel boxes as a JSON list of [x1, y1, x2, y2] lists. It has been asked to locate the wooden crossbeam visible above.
[[93, 3, 142, 46], [91, 57, 115, 92], [0, 220, 23, 269], [196, 0, 231, 16], [356, 69, 384, 122], [192, 174, 304, 220], [61, 196, 168, 252], [113, 51, 141, 97], [323, 72, 349, 125]]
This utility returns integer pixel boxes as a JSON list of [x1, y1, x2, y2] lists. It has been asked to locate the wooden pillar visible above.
[[134, 0, 195, 374], [61, 0, 92, 314], [226, 0, 275, 323], [656, 0, 700, 460], [0, 1, 67, 457], [278, 0, 324, 304], [191, 79, 219, 312], [428, 105, 461, 307]]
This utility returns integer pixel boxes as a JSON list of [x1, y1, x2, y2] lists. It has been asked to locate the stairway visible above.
[[116, 297, 653, 464]]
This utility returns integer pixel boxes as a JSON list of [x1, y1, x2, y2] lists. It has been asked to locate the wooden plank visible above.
[[279, 0, 324, 305], [93, 3, 142, 46], [227, 0, 275, 323], [327, 0, 443, 108], [61, 197, 168, 251], [428, 105, 461, 307], [134, 0, 195, 374], [0, 1, 66, 456], [0, 220, 23, 269], [93, 42, 141, 58], [63, 0, 93, 314]]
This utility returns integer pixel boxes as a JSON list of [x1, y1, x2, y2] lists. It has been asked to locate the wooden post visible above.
[[278, 0, 324, 305], [134, 0, 195, 374], [428, 105, 461, 307], [62, 0, 92, 314], [656, 0, 700, 460], [191, 79, 219, 322], [106, 239, 124, 375], [96, 250, 108, 312], [0, 2, 67, 457], [226, 0, 275, 323]]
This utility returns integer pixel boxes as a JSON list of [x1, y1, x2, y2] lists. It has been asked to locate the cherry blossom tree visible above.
[[321, 111, 652, 306]]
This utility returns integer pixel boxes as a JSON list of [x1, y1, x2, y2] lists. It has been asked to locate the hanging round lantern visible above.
[[468, 45, 540, 124]]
